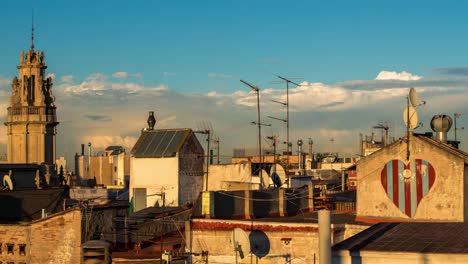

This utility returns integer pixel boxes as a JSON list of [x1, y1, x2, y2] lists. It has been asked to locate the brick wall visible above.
[[0, 208, 81, 264]]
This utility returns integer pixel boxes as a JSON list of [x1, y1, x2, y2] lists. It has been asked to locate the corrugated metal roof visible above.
[[131, 129, 192, 158]]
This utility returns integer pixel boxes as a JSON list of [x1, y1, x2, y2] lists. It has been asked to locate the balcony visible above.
[[7, 106, 57, 123]]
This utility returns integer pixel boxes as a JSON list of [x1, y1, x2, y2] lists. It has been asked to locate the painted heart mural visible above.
[[381, 159, 436, 217]]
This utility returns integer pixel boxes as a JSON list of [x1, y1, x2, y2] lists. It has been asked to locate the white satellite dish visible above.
[[409, 87, 419, 107], [231, 228, 250, 260], [270, 164, 286, 188], [3, 175, 13, 190], [260, 169, 271, 188], [403, 106, 419, 129]]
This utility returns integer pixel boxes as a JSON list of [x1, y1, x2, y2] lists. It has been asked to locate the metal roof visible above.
[[131, 129, 192, 158], [333, 222, 468, 253]]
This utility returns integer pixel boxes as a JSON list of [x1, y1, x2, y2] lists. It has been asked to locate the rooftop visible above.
[[131, 128, 193, 158], [333, 222, 468, 254]]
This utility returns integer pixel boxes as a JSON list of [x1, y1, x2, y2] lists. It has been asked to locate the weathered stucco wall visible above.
[[131, 156, 179, 208], [208, 163, 253, 191], [188, 219, 368, 264], [357, 135, 466, 221], [0, 209, 81, 264]]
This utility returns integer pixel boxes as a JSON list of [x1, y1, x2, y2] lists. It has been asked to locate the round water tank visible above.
[[430, 115, 452, 132]]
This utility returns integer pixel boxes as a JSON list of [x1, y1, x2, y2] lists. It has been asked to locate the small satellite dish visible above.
[[249, 230, 270, 258], [403, 106, 419, 129], [231, 228, 250, 259], [3, 175, 13, 191], [409, 87, 419, 107], [260, 169, 270, 188], [270, 164, 286, 188]]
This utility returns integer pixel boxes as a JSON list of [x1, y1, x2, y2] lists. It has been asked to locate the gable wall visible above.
[[357, 135, 466, 221]]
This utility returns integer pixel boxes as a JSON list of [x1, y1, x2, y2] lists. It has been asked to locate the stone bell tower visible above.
[[5, 25, 58, 166]]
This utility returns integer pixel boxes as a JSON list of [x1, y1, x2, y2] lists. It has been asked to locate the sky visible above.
[[0, 0, 467, 164]]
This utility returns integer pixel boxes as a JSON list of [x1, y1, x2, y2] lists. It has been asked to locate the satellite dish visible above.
[[231, 228, 250, 259], [249, 230, 270, 258], [3, 175, 13, 191], [409, 87, 419, 107], [270, 164, 286, 188], [260, 169, 270, 188], [403, 106, 419, 129]]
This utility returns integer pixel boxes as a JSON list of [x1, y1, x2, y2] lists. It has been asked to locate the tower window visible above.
[[28, 75, 35, 103]]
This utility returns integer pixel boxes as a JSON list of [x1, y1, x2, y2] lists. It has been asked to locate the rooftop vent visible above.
[[430, 115, 452, 143]]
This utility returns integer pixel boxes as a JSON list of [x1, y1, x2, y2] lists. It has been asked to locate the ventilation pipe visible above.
[[88, 142, 92, 157], [319, 210, 331, 264], [297, 139, 303, 175]]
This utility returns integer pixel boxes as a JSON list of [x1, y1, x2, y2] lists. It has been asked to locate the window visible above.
[[114, 166, 117, 172], [19, 244, 26, 256], [7, 244, 13, 254]]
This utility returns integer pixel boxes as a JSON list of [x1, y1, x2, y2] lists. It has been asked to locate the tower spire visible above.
[[30, 9, 34, 51]]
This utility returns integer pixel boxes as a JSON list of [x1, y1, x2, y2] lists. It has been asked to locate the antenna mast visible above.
[[273, 74, 301, 186], [31, 9, 35, 50], [240, 79, 268, 189]]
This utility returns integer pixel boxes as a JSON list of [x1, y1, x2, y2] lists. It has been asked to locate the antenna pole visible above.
[[406, 96, 410, 161], [274, 75, 301, 186], [286, 80, 290, 185], [240, 80, 264, 189], [206, 130, 210, 191], [216, 139, 220, 164]]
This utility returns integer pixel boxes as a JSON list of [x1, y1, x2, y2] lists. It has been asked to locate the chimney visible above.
[[430, 115, 453, 143], [147, 111, 156, 130], [297, 139, 303, 175], [81, 144, 85, 156]]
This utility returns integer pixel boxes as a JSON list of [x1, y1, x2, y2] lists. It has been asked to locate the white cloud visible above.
[[112, 71, 143, 79], [375, 70, 422, 81], [60, 75, 74, 83], [46, 73, 56, 80], [113, 72, 128, 78], [80, 135, 138, 151], [58, 73, 166, 96], [0, 69, 466, 167]]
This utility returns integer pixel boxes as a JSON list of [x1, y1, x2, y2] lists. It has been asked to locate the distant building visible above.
[[130, 128, 204, 211], [75, 145, 130, 186]]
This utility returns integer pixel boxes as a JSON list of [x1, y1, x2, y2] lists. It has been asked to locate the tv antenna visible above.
[[195, 121, 214, 191], [454, 113, 464, 141], [240, 79, 270, 189], [373, 122, 389, 146], [270, 74, 302, 186], [230, 228, 250, 263]]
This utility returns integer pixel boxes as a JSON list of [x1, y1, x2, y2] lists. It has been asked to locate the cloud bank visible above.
[[0, 70, 467, 164]]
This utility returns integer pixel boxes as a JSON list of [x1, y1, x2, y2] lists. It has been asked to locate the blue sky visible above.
[[0, 1, 467, 163]]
